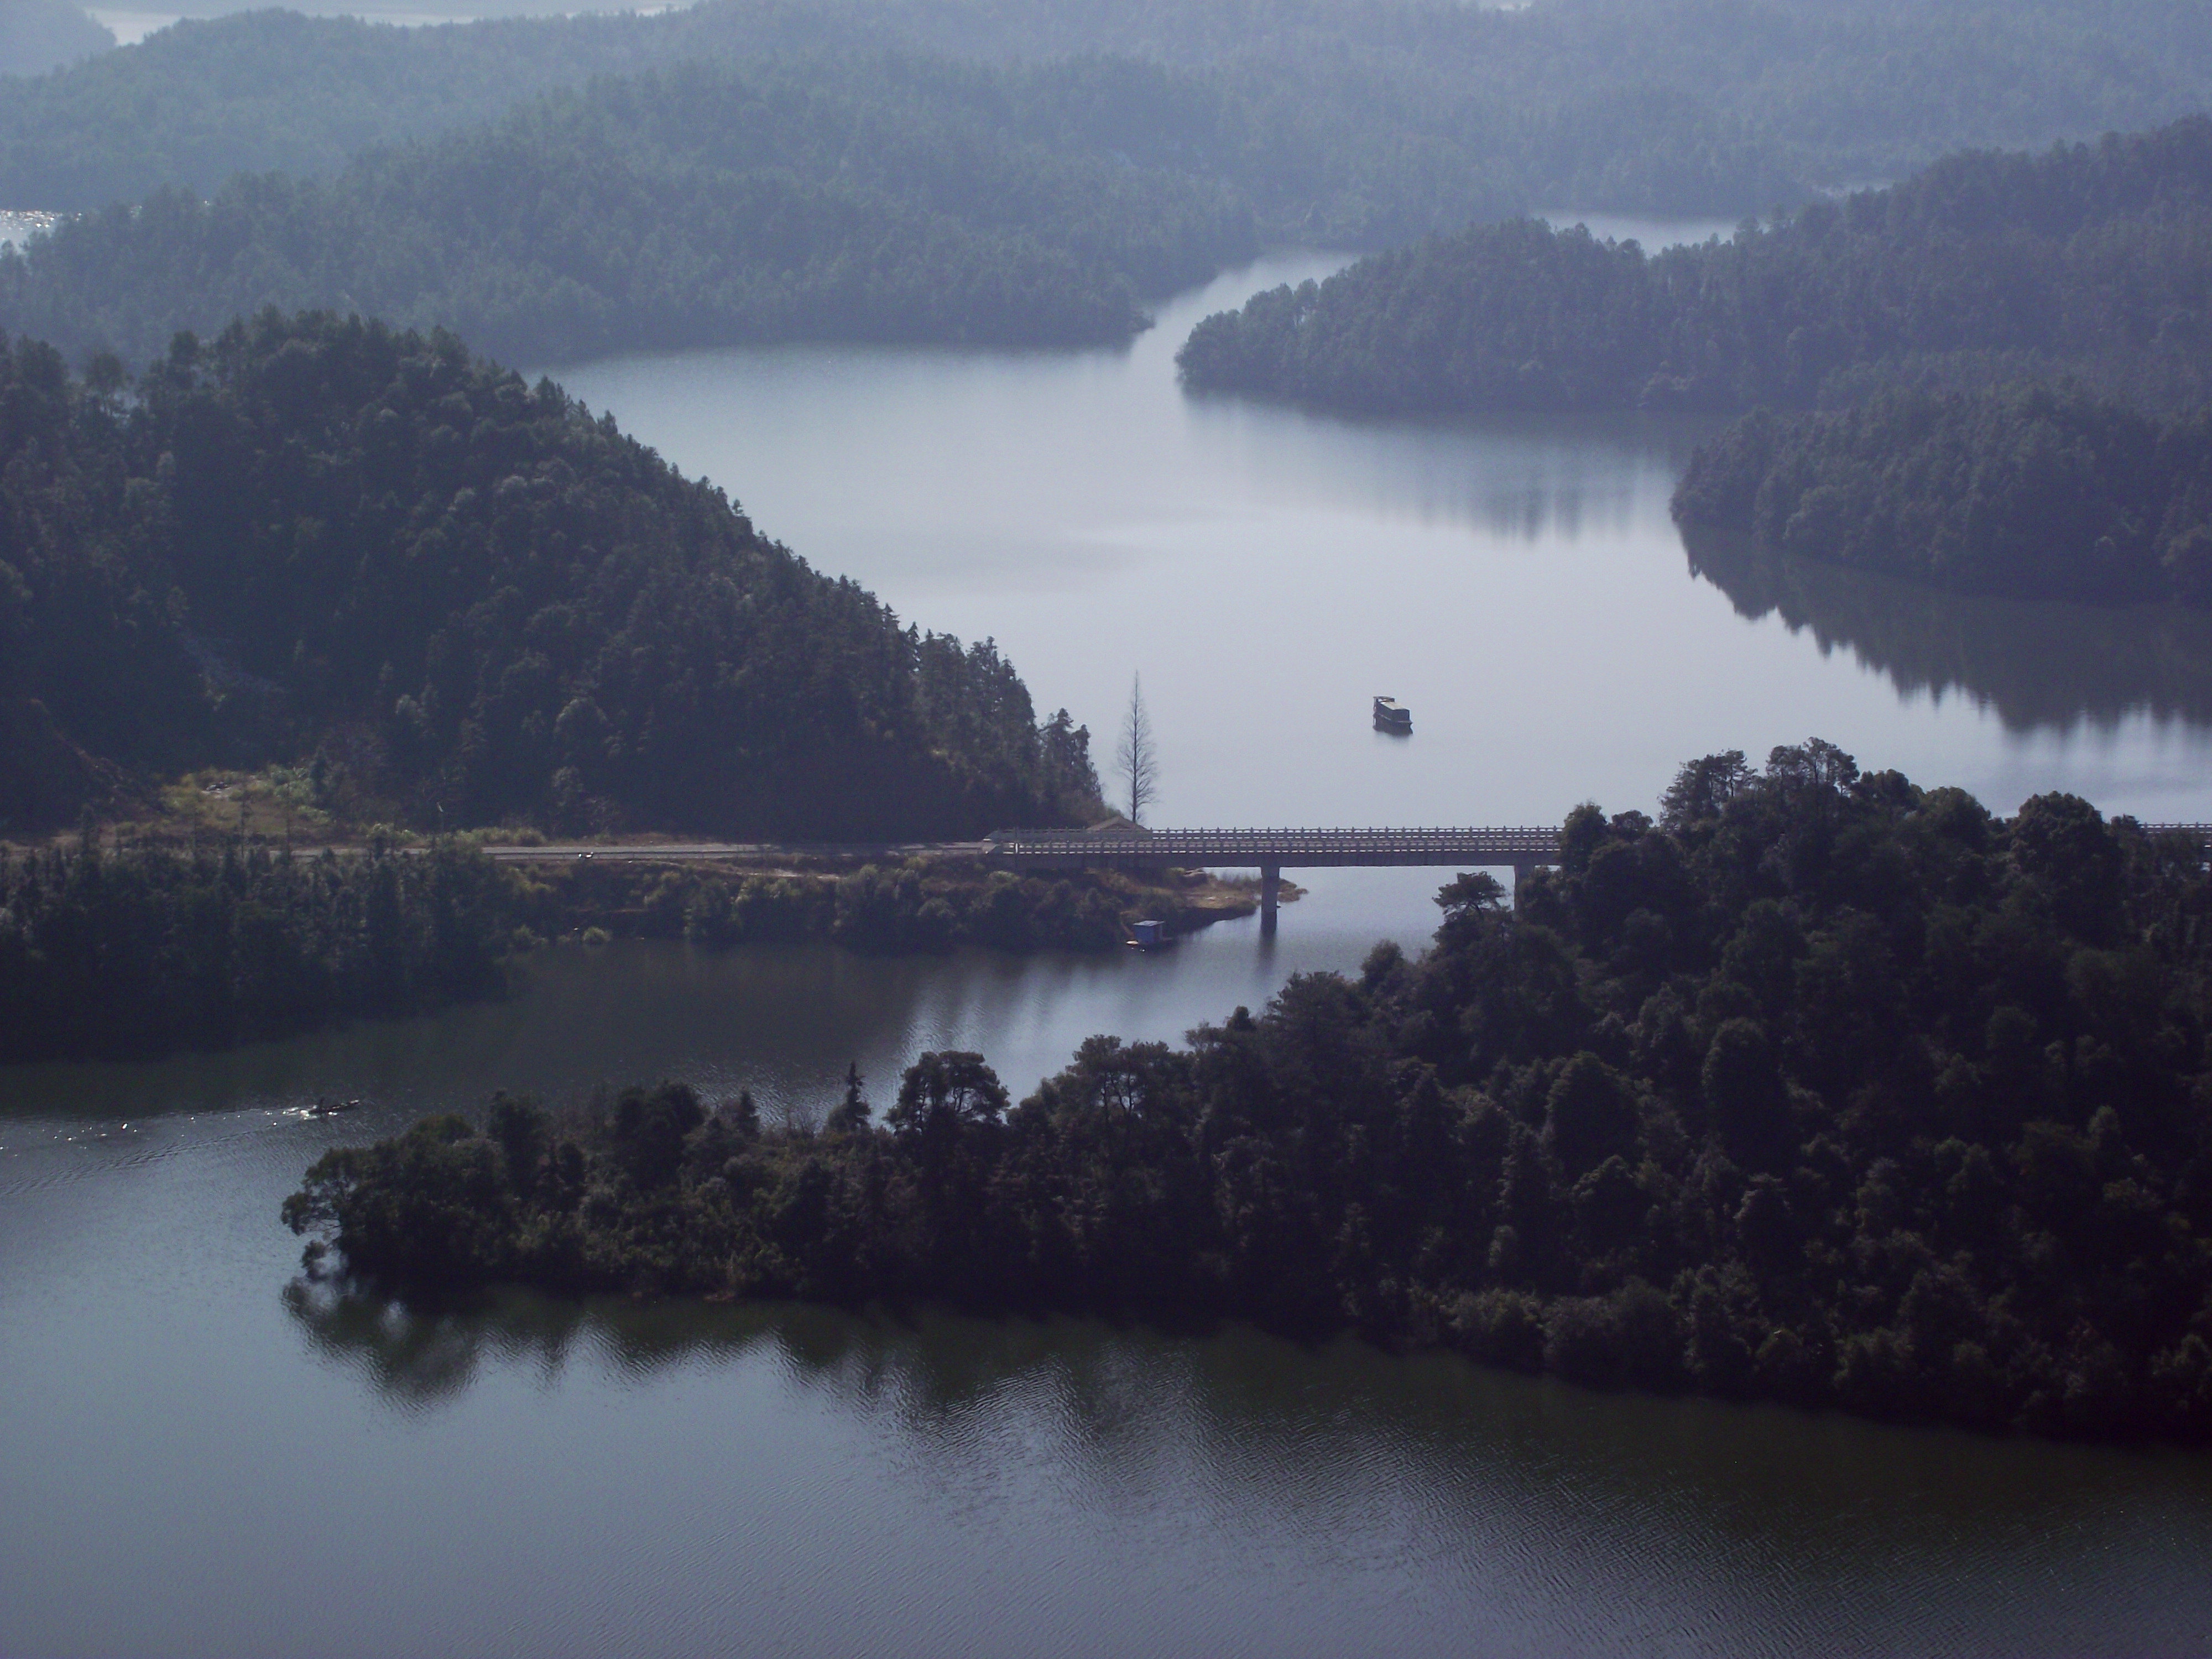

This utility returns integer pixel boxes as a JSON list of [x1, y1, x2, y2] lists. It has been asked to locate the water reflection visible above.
[[282, 1279, 2212, 1657], [0, 868, 1453, 1135], [1687, 527, 2212, 735]]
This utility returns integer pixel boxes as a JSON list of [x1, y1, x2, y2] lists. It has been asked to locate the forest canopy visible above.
[[8, 2, 2211, 363], [1672, 385, 2212, 608], [0, 57, 1258, 364], [5, 0, 2211, 236], [286, 740, 2212, 1444], [0, 312, 1100, 836], [1177, 118, 2212, 416]]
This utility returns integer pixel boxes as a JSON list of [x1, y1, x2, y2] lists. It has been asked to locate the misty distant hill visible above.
[[0, 1, 112, 81], [0, 56, 1258, 363], [4, 0, 2209, 228], [131, 1, 667, 16], [6, 0, 2209, 368]]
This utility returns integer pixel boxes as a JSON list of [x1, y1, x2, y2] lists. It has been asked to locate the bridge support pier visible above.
[[1260, 863, 1280, 935]]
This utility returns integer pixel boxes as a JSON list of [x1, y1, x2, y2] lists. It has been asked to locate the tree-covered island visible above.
[[288, 743, 2212, 1444], [1178, 117, 2212, 416]]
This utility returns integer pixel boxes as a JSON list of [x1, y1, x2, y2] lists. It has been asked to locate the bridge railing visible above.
[[986, 826, 1566, 865], [989, 820, 2212, 867]]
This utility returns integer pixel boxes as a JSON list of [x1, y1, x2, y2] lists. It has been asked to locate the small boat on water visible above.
[[1127, 919, 1175, 950], [1373, 696, 1412, 734]]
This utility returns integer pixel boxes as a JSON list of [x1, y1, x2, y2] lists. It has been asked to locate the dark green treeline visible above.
[[289, 743, 2212, 1444], [1672, 384, 2212, 606], [1178, 118, 2212, 416], [0, 313, 1099, 837]]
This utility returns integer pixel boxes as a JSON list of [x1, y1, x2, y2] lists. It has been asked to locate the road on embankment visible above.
[[472, 841, 995, 864]]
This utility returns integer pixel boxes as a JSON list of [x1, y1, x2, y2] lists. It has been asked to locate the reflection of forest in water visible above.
[[1683, 528, 2212, 734], [283, 1278, 2212, 1579]]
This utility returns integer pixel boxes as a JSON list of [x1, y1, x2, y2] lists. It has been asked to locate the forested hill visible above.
[[0, 58, 1256, 364], [0, 8, 683, 208], [0, 312, 1102, 837], [8, 0, 2212, 232], [1178, 118, 2212, 416], [7, 2, 2212, 363], [289, 742, 2212, 1443], [1672, 386, 2212, 607]]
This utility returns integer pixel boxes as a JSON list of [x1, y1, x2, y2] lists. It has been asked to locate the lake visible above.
[[550, 242, 2212, 843], [7, 237, 2212, 1657]]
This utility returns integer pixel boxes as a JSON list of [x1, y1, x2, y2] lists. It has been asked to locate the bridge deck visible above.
[[986, 820, 2212, 870], [986, 827, 1564, 869], [466, 822, 2212, 869]]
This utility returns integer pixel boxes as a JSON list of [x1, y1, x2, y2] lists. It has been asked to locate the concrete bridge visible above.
[[475, 820, 2212, 934], [477, 825, 1567, 933], [985, 826, 1566, 931]]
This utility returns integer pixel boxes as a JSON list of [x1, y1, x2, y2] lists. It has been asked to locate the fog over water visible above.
[[9, 232, 2212, 1657]]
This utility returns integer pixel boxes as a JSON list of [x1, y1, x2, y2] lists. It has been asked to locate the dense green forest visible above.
[[1672, 385, 2212, 606], [9, 1, 2210, 362], [0, 58, 1256, 363], [6, 0, 2210, 236], [1179, 118, 2212, 415], [0, 312, 1100, 837], [287, 742, 2212, 1443], [0, 9, 678, 205], [0, 839, 510, 1062]]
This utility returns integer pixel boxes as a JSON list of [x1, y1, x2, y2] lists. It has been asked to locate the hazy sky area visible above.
[[103, 0, 684, 15], [85, 0, 686, 44]]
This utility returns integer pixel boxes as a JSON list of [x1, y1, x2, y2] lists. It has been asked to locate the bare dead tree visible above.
[[1115, 672, 1157, 825]]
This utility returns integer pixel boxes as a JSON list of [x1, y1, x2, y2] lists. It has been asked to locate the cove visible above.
[[548, 239, 2212, 844]]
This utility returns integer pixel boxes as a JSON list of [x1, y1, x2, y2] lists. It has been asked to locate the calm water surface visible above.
[[553, 244, 2212, 841], [10, 239, 2212, 1656]]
